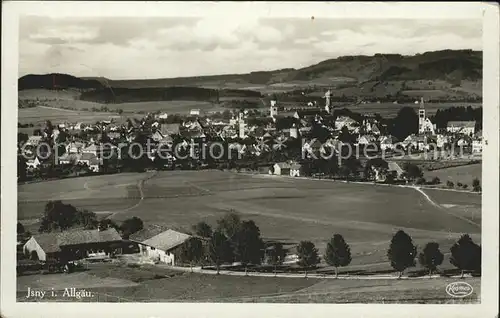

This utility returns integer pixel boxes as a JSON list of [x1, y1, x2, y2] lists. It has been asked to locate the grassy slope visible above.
[[424, 163, 482, 185], [17, 262, 480, 303], [18, 170, 481, 270]]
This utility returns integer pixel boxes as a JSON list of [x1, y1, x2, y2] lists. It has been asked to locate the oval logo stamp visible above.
[[446, 282, 473, 298]]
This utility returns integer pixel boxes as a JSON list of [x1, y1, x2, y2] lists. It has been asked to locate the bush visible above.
[[446, 181, 454, 188], [415, 177, 426, 185], [431, 176, 440, 185], [462, 184, 468, 189], [472, 178, 481, 192], [457, 182, 463, 187]]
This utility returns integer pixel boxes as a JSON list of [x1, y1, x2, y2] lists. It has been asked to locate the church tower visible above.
[[418, 97, 425, 134], [270, 100, 278, 118], [324, 89, 332, 114]]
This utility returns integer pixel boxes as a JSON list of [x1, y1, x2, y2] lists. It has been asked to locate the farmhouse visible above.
[[23, 229, 123, 262], [129, 226, 192, 266], [447, 121, 476, 135]]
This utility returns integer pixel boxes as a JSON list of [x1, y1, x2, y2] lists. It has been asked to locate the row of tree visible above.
[[37, 200, 144, 239], [183, 213, 481, 278]]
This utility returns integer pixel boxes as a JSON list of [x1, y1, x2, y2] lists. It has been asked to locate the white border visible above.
[[2, 2, 499, 318]]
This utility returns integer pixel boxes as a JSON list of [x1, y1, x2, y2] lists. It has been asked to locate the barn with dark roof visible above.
[[23, 228, 123, 262]]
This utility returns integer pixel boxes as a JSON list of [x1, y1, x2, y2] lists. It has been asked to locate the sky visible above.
[[19, 16, 482, 79]]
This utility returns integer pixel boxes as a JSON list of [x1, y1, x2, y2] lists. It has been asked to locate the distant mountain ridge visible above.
[[19, 50, 482, 90]]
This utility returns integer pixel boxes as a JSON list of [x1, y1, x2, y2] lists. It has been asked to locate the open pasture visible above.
[[17, 262, 480, 303], [342, 102, 482, 117], [18, 106, 121, 125], [424, 163, 482, 185], [18, 170, 481, 270]]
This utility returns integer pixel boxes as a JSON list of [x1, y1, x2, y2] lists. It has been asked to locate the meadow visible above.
[[18, 170, 481, 269], [343, 102, 482, 118], [424, 163, 482, 185], [17, 106, 123, 126]]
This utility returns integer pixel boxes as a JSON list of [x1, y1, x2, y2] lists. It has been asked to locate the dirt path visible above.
[[159, 264, 471, 281], [37, 105, 79, 113], [410, 186, 481, 228], [91, 171, 157, 218]]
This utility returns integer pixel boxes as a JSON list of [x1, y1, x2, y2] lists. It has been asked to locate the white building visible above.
[[324, 89, 332, 114], [270, 100, 278, 117], [418, 98, 436, 135], [190, 109, 201, 116], [472, 139, 483, 153], [334, 116, 358, 131], [129, 228, 192, 266], [447, 121, 476, 135]]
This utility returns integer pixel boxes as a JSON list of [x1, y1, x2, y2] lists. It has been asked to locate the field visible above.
[[17, 170, 482, 302], [19, 89, 226, 115], [17, 106, 124, 126], [18, 170, 481, 266], [17, 263, 480, 303], [424, 163, 482, 185], [342, 102, 482, 118]]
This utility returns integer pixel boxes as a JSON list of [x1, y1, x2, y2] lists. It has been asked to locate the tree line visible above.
[[36, 200, 144, 239], [179, 213, 481, 278]]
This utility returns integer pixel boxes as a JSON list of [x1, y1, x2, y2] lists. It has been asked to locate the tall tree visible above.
[[418, 242, 444, 277], [266, 243, 286, 277], [387, 230, 417, 278], [216, 211, 242, 240], [209, 230, 234, 274], [450, 234, 481, 278], [296, 241, 321, 277], [179, 237, 204, 271], [324, 234, 352, 278], [17, 222, 25, 235], [233, 220, 265, 274], [472, 178, 481, 192], [120, 216, 144, 239], [390, 107, 418, 141], [192, 221, 213, 238], [403, 163, 423, 182], [39, 201, 79, 232]]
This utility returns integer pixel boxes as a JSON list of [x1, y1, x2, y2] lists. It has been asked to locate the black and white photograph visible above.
[[1, 2, 499, 317]]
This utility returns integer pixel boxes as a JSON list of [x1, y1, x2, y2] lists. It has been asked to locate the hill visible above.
[[18, 50, 482, 105]]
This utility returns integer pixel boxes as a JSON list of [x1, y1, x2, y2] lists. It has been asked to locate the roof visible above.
[[160, 123, 181, 135], [295, 109, 323, 117], [387, 161, 404, 174], [82, 144, 98, 152], [80, 152, 98, 161], [447, 121, 476, 128], [129, 224, 170, 242], [132, 228, 191, 251], [27, 136, 43, 144], [30, 229, 122, 252], [290, 163, 302, 170], [31, 233, 60, 253], [57, 228, 122, 246], [336, 116, 357, 123]]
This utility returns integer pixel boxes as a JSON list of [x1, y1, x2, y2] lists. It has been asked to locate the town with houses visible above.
[[19, 91, 483, 182], [16, 90, 483, 288]]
